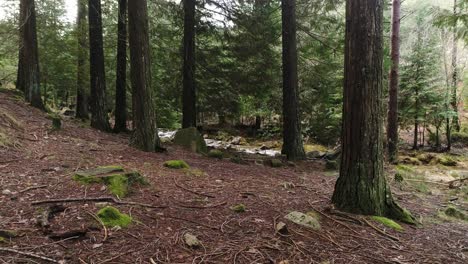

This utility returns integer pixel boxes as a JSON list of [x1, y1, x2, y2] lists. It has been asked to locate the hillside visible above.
[[0, 89, 467, 263]]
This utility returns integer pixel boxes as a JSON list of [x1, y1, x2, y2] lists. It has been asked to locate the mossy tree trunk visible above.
[[182, 0, 196, 129], [128, 0, 161, 152], [76, 0, 89, 120], [451, 0, 460, 132], [114, 0, 128, 132], [88, 0, 110, 131], [332, 0, 414, 223], [387, 0, 400, 163], [17, 0, 44, 110], [281, 0, 305, 161]]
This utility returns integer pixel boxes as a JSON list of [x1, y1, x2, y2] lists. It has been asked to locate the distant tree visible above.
[[182, 0, 196, 128], [281, 0, 305, 160], [17, 0, 44, 109], [88, 0, 110, 131], [76, 0, 89, 119], [451, 0, 460, 132], [387, 0, 401, 163], [332, 0, 414, 223], [128, 0, 161, 151], [113, 0, 127, 132]]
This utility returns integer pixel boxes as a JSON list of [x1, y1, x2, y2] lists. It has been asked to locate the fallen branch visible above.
[[175, 200, 227, 209], [19, 185, 48, 193], [0, 247, 59, 263], [173, 176, 215, 198], [363, 218, 400, 242], [307, 202, 360, 235], [31, 197, 167, 209], [86, 211, 107, 242]]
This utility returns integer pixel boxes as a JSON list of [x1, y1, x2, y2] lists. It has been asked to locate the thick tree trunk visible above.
[[182, 0, 197, 128], [114, 0, 128, 132], [17, 0, 44, 110], [332, 0, 414, 223], [387, 0, 400, 163], [76, 0, 89, 119], [88, 0, 110, 131], [128, 0, 161, 152], [451, 0, 460, 132], [281, 0, 305, 161]]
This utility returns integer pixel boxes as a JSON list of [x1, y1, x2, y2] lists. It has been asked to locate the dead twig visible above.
[[173, 176, 215, 198], [0, 247, 59, 263], [307, 201, 360, 235], [175, 201, 227, 209], [85, 211, 107, 242], [31, 197, 167, 209], [19, 185, 48, 193], [362, 218, 400, 242]]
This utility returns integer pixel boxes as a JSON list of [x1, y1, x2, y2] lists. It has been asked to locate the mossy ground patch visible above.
[[97, 206, 132, 228], [371, 216, 404, 231], [164, 160, 190, 169]]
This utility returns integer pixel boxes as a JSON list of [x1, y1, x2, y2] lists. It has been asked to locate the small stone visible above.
[[284, 211, 320, 230], [275, 221, 288, 234], [183, 233, 201, 248], [2, 189, 12, 195]]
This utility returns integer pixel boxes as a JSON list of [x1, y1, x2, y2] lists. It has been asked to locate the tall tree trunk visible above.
[[76, 0, 89, 119], [281, 0, 305, 161], [332, 0, 414, 223], [182, 0, 196, 128], [114, 0, 128, 132], [128, 0, 161, 152], [451, 0, 460, 132], [88, 0, 110, 131], [387, 0, 400, 163], [17, 0, 44, 110]]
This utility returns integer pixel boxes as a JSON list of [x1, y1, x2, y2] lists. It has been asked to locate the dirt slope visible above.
[[0, 90, 466, 264]]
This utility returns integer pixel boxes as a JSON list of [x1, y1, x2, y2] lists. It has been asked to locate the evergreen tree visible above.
[[113, 0, 128, 132], [76, 0, 89, 119], [182, 0, 196, 128]]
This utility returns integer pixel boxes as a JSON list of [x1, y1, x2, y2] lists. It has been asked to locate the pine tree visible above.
[[128, 0, 161, 151], [76, 0, 89, 119], [281, 0, 305, 160], [182, 0, 196, 128], [114, 0, 128, 132], [332, 0, 414, 223]]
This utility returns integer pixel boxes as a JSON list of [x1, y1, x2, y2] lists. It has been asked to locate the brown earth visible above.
[[0, 90, 467, 264]]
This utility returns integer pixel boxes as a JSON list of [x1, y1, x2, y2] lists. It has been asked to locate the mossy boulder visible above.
[[208, 149, 224, 159], [399, 156, 422, 166], [438, 156, 458, 167], [265, 158, 283, 168], [97, 206, 132, 228], [371, 216, 404, 232], [416, 153, 435, 164], [173, 127, 207, 154], [73, 166, 147, 197], [164, 160, 190, 169]]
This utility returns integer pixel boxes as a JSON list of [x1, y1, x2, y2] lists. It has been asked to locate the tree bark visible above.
[[114, 0, 128, 132], [332, 0, 414, 223], [128, 0, 161, 152], [17, 0, 44, 110], [281, 0, 305, 161], [451, 0, 460, 132], [88, 0, 110, 131], [387, 0, 400, 163], [182, 0, 197, 128], [76, 0, 89, 119]]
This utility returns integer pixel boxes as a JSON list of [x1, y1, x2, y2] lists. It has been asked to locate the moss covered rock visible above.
[[284, 211, 320, 230], [97, 206, 132, 228], [325, 160, 338, 170], [173, 127, 207, 154], [164, 160, 190, 169], [73, 166, 147, 197], [371, 216, 404, 231], [264, 159, 282, 168], [438, 157, 458, 167], [230, 204, 246, 213], [208, 149, 224, 159]]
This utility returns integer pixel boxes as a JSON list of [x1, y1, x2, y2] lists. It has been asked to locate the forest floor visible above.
[[0, 89, 467, 264]]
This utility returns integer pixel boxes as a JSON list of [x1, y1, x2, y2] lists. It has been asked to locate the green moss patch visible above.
[[73, 166, 147, 197], [230, 204, 246, 213], [371, 216, 404, 231], [438, 156, 458, 167], [444, 206, 467, 221], [173, 127, 207, 153], [325, 160, 338, 170], [208, 149, 224, 159], [97, 206, 132, 228], [164, 160, 190, 169]]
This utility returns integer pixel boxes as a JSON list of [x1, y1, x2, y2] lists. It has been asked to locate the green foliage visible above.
[[164, 160, 190, 169], [444, 206, 467, 221], [438, 156, 458, 166], [371, 216, 404, 232], [97, 206, 132, 228]]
